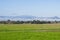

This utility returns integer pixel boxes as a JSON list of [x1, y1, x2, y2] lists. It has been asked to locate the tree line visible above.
[[0, 20, 60, 24]]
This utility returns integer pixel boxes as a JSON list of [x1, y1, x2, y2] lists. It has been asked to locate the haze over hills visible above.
[[0, 15, 60, 21]]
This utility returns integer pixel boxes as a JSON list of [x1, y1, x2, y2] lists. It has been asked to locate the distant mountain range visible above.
[[0, 15, 36, 19], [0, 15, 60, 21]]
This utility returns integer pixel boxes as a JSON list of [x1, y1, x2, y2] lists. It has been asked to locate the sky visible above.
[[0, 0, 60, 17]]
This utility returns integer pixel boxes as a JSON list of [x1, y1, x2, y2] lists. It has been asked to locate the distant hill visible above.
[[0, 15, 60, 21]]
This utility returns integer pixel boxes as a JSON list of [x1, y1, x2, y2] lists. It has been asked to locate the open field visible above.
[[0, 24, 60, 30], [0, 24, 60, 40], [0, 32, 60, 40]]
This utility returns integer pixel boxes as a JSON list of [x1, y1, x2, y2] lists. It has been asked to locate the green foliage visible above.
[[0, 20, 58, 24]]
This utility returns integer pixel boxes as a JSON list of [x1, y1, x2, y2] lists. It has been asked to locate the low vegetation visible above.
[[0, 24, 60, 40], [0, 20, 60, 24], [0, 32, 60, 40]]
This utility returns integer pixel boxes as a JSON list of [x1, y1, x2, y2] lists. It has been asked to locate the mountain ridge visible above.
[[0, 15, 60, 21]]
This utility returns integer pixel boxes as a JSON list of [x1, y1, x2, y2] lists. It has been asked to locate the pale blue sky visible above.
[[0, 0, 60, 17]]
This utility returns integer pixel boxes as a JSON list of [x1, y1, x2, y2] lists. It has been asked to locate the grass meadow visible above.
[[0, 24, 60, 40]]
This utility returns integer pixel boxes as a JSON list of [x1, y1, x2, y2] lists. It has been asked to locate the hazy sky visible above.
[[0, 0, 60, 17]]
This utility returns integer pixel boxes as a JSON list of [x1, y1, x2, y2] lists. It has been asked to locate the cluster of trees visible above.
[[0, 20, 60, 24]]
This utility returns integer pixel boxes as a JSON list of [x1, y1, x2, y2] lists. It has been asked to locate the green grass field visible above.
[[0, 24, 60, 40]]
